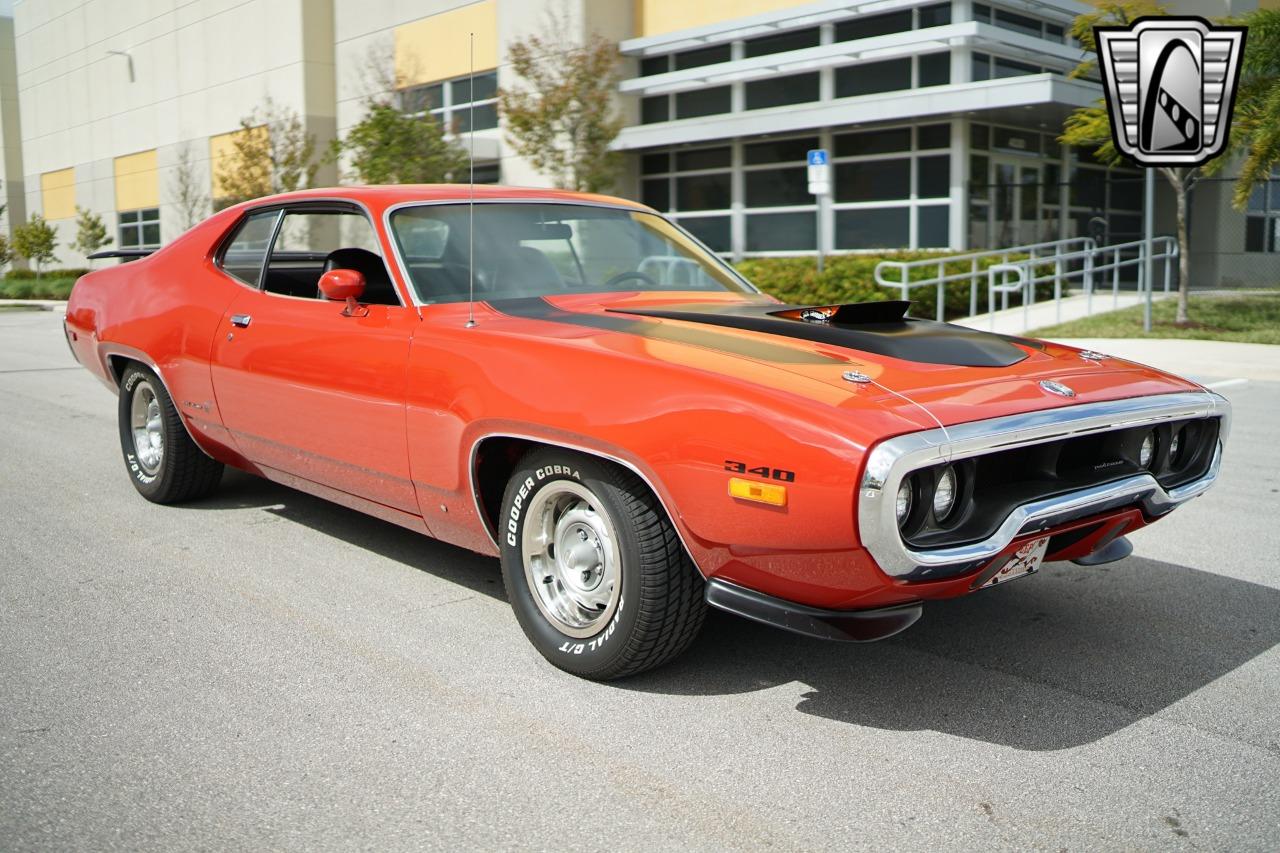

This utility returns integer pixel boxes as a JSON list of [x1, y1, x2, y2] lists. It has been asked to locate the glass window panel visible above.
[[834, 127, 911, 157], [744, 137, 819, 166], [969, 155, 989, 200], [968, 201, 990, 248], [453, 101, 496, 131], [642, 178, 671, 211], [972, 52, 991, 81], [454, 102, 497, 132], [745, 166, 810, 207], [1043, 163, 1060, 205], [992, 127, 1040, 154], [746, 212, 816, 251], [676, 172, 731, 210], [676, 147, 731, 171], [1073, 167, 1106, 209], [142, 223, 161, 246], [451, 72, 497, 104], [918, 3, 951, 27], [674, 44, 730, 70], [675, 86, 730, 118], [994, 57, 1041, 78], [974, 4, 992, 24], [918, 123, 950, 150], [642, 152, 670, 174], [835, 58, 911, 97], [745, 72, 819, 110], [970, 123, 989, 150], [1110, 174, 1142, 210], [120, 226, 139, 247], [219, 209, 279, 286], [678, 216, 731, 252], [403, 83, 442, 114], [1046, 23, 1065, 41], [744, 27, 819, 57], [995, 9, 1043, 39], [120, 210, 139, 224], [918, 206, 950, 248], [642, 95, 670, 124], [918, 52, 950, 87], [836, 159, 910, 202], [835, 10, 912, 41], [640, 56, 669, 77], [835, 207, 909, 249], [917, 155, 951, 198], [472, 164, 500, 184], [1245, 216, 1265, 252]]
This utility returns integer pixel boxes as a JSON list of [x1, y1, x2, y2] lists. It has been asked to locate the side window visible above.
[[264, 209, 398, 304], [219, 210, 280, 287]]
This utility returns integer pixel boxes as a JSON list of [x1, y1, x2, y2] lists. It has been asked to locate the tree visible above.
[[213, 98, 320, 206], [170, 142, 210, 230], [499, 9, 624, 193], [0, 234, 14, 272], [71, 206, 111, 260], [13, 213, 59, 278], [1061, 1, 1201, 325], [336, 101, 469, 184], [1212, 8, 1280, 209]]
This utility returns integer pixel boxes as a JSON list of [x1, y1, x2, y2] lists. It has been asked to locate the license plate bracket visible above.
[[975, 536, 1050, 590]]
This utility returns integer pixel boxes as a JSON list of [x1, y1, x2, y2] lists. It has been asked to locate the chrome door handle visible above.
[[230, 314, 252, 328]]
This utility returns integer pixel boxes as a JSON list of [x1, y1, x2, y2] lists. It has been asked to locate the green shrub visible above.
[[0, 276, 77, 300], [732, 253, 1050, 320], [5, 267, 89, 281]]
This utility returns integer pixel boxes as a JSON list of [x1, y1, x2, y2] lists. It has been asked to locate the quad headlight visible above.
[[933, 466, 957, 521], [1139, 431, 1156, 468], [895, 479, 913, 523]]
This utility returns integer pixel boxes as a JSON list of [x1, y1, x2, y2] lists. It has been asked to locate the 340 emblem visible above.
[[724, 460, 796, 482]]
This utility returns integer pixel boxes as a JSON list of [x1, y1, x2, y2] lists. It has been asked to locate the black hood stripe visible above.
[[610, 302, 1029, 368], [488, 297, 845, 365]]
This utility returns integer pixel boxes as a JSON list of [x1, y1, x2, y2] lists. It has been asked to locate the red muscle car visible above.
[[65, 186, 1230, 679]]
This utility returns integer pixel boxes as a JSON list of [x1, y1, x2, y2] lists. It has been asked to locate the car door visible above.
[[208, 203, 420, 513]]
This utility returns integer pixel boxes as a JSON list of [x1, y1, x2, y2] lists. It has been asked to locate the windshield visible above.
[[388, 202, 754, 303]]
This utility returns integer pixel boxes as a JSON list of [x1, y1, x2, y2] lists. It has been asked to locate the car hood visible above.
[[485, 291, 1201, 429]]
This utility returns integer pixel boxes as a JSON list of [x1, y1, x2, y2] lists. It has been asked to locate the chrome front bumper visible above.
[[857, 391, 1231, 579]]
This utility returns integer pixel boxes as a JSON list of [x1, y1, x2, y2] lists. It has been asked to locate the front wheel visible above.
[[499, 449, 706, 680], [117, 364, 223, 504]]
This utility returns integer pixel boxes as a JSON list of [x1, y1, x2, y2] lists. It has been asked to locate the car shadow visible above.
[[621, 556, 1280, 750], [192, 471, 1279, 751], [193, 470, 507, 602]]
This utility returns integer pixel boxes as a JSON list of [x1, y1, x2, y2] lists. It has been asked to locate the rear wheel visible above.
[[499, 449, 706, 680], [117, 364, 223, 503]]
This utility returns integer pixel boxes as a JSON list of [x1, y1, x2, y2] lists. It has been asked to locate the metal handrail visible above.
[[985, 236, 1178, 330], [873, 237, 1097, 321]]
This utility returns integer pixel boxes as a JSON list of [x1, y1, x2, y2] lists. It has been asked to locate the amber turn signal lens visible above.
[[728, 477, 787, 507]]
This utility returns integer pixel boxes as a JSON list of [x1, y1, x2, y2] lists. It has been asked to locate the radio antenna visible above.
[[465, 31, 477, 328]]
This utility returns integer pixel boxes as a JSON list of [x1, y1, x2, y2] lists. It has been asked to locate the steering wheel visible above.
[[603, 271, 658, 289]]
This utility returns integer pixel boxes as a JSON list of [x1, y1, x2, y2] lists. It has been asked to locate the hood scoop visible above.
[[609, 300, 1030, 368]]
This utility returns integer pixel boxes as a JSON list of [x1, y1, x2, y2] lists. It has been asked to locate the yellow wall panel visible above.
[[635, 0, 814, 37], [114, 149, 159, 211], [209, 126, 268, 199], [395, 1, 497, 88], [41, 167, 76, 220]]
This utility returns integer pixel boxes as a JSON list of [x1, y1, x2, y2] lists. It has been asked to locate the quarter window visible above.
[[219, 209, 280, 287]]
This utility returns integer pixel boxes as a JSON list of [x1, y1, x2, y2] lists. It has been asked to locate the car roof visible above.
[[240, 184, 652, 213]]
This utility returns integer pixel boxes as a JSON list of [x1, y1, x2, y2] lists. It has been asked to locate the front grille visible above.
[[900, 416, 1220, 550]]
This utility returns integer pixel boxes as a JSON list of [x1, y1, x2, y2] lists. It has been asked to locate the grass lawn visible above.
[[1031, 292, 1280, 345], [0, 304, 46, 312]]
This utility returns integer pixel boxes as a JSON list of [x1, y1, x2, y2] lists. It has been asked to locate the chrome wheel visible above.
[[521, 481, 622, 638], [129, 380, 164, 476]]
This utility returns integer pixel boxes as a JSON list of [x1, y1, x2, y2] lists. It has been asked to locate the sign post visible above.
[[808, 149, 830, 273]]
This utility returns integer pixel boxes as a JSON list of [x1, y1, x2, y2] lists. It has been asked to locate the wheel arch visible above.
[[102, 348, 210, 455], [468, 432, 706, 577]]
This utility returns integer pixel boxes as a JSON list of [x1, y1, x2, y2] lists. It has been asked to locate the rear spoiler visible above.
[[88, 249, 156, 260]]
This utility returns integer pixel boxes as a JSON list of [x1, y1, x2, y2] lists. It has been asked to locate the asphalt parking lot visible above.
[[2, 307, 1278, 851]]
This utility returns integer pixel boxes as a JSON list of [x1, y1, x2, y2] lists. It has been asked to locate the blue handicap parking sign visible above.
[[807, 149, 828, 166]]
